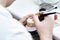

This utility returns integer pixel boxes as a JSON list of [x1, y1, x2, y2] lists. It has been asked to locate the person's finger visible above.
[[20, 14, 34, 25], [23, 14, 33, 19], [33, 15, 40, 24], [20, 14, 33, 21], [35, 13, 40, 17]]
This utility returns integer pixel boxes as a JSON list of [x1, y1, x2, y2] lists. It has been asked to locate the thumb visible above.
[[33, 15, 40, 24]]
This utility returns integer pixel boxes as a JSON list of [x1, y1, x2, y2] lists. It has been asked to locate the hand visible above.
[[33, 13, 54, 40], [19, 14, 33, 26]]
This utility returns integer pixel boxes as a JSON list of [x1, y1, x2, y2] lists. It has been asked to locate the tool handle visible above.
[[39, 12, 56, 21]]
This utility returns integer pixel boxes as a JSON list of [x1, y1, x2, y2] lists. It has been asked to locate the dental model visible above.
[[27, 17, 35, 27]]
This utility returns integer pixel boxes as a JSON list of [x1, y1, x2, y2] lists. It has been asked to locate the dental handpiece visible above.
[[39, 12, 60, 21]]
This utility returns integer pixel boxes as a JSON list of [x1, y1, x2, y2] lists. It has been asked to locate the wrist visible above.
[[40, 32, 53, 40]]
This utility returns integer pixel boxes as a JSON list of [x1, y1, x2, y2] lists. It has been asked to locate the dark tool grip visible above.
[[38, 12, 56, 21], [38, 13, 45, 21]]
